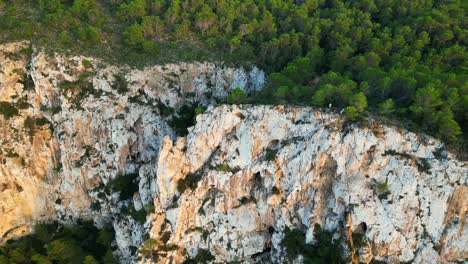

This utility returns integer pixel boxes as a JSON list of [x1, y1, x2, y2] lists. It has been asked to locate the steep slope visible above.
[[147, 105, 467, 263], [0, 42, 264, 261], [0, 42, 466, 264]]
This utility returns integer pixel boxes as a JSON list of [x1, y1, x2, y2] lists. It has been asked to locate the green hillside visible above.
[[1, 0, 466, 151]]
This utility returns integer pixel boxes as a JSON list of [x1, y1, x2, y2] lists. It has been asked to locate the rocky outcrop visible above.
[[148, 105, 467, 263], [0, 42, 264, 261], [0, 42, 466, 263]]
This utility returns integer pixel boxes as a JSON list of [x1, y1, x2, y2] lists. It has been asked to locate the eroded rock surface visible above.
[[0, 42, 264, 261], [0, 42, 466, 263], [148, 105, 467, 264]]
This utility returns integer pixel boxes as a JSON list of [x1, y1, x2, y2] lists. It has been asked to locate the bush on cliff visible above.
[[282, 224, 343, 263], [0, 221, 118, 264]]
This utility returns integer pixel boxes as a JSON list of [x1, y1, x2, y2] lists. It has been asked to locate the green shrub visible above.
[[351, 232, 366, 249], [238, 196, 256, 205], [271, 186, 280, 195], [183, 249, 215, 264], [58, 72, 100, 109], [19, 71, 35, 91], [83, 256, 99, 264], [281, 224, 343, 263], [195, 106, 206, 116], [344, 106, 359, 120], [0, 102, 19, 119], [108, 172, 139, 200], [177, 172, 202, 193], [144, 204, 155, 214], [376, 182, 388, 191], [82, 59, 93, 68], [138, 239, 158, 261], [0, 222, 116, 264], [40, 105, 62, 114], [112, 73, 128, 94], [216, 163, 230, 172], [384, 150, 432, 174], [6, 149, 19, 158], [227, 87, 247, 105], [416, 158, 431, 174], [265, 148, 278, 161], [169, 104, 198, 136], [121, 204, 147, 224]]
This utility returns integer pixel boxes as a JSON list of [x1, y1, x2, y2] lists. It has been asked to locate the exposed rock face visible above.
[[0, 42, 264, 261], [0, 42, 466, 264], [149, 105, 467, 264]]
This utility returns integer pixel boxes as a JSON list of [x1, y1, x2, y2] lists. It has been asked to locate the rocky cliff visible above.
[[0, 42, 466, 263], [148, 105, 466, 263], [0, 41, 264, 261]]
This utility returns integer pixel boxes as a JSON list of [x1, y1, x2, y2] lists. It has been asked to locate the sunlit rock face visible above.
[[1, 42, 466, 264], [148, 105, 467, 264], [0, 42, 264, 262]]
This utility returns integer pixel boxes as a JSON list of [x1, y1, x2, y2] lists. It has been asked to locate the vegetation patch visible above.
[[374, 180, 391, 200], [0, 102, 19, 119], [227, 87, 247, 105], [138, 234, 178, 262], [351, 232, 366, 249], [177, 172, 202, 193], [82, 59, 93, 69], [195, 106, 206, 116], [383, 149, 432, 174], [156, 100, 175, 117], [0, 222, 117, 264], [6, 149, 19, 158], [40, 104, 62, 114], [108, 172, 139, 200], [376, 182, 388, 191], [265, 148, 278, 161], [383, 149, 412, 160], [0, 0, 466, 152], [271, 186, 280, 195], [234, 196, 257, 208], [19, 71, 35, 91], [169, 104, 199, 136], [216, 162, 231, 172], [183, 249, 215, 264], [24, 116, 54, 139], [281, 224, 343, 263], [432, 147, 447, 160], [59, 71, 101, 109], [112, 73, 129, 94], [416, 158, 431, 174], [121, 204, 147, 224], [138, 239, 158, 262]]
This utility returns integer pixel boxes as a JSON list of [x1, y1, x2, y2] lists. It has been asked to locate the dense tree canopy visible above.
[[0, 222, 117, 264], [0, 0, 466, 150]]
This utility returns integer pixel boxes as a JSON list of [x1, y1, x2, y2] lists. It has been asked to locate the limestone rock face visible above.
[[149, 105, 467, 264], [0, 42, 60, 241], [0, 42, 264, 261], [0, 42, 466, 264]]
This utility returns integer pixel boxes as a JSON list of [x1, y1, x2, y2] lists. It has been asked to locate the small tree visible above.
[[344, 106, 359, 120], [123, 22, 145, 49], [378, 98, 395, 115], [436, 107, 461, 142], [349, 92, 368, 113], [82, 256, 99, 264], [139, 239, 158, 261], [227, 87, 247, 104], [45, 238, 85, 264], [32, 254, 52, 264]]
